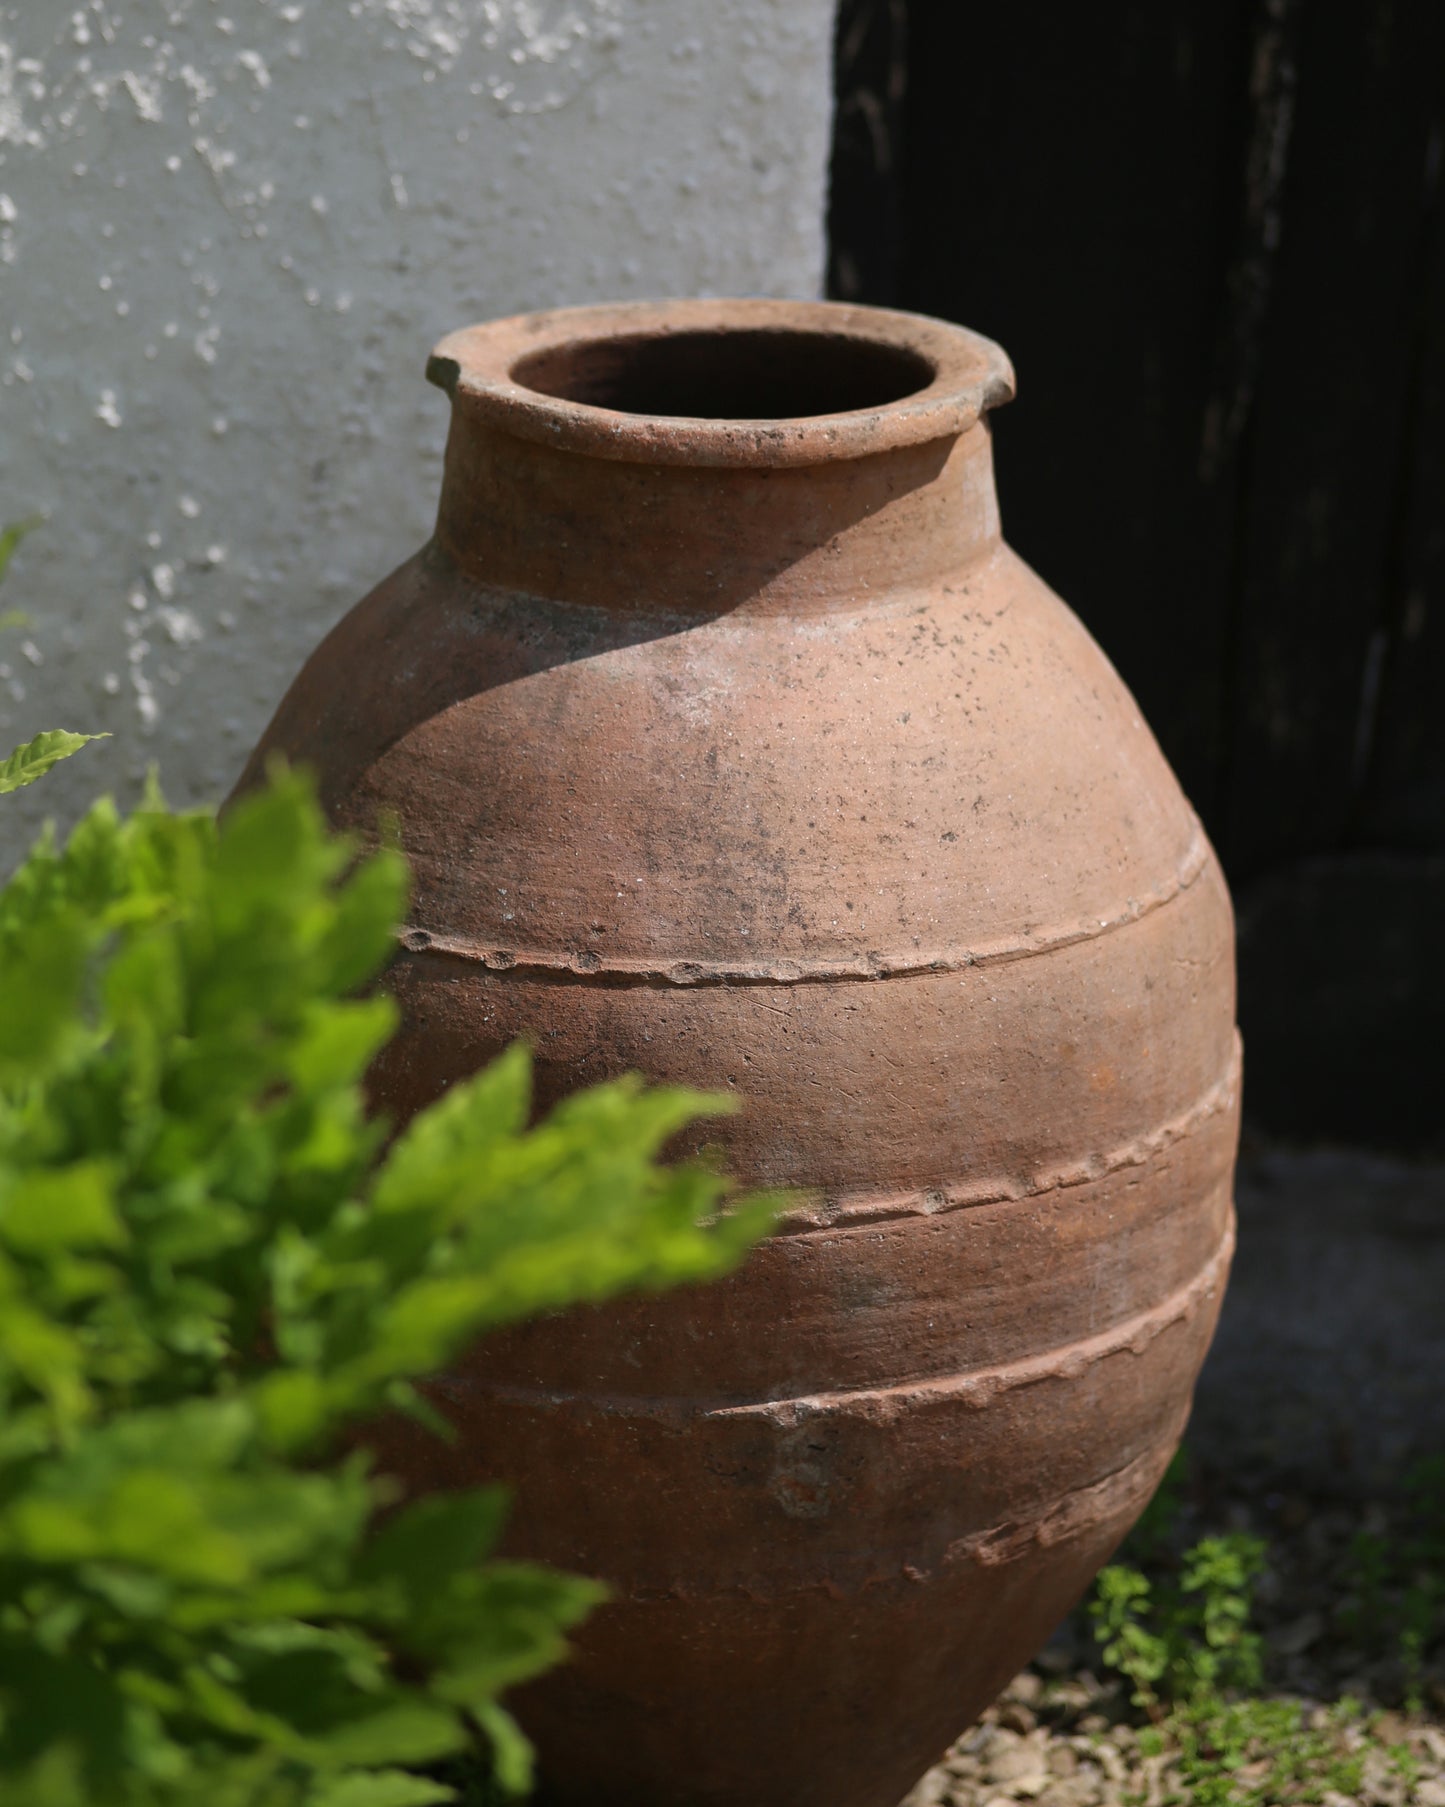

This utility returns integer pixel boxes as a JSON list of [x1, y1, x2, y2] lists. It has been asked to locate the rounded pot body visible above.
[[238, 300, 1239, 1807]]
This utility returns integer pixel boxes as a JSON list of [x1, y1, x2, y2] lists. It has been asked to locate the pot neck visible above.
[[432, 415, 1003, 618]]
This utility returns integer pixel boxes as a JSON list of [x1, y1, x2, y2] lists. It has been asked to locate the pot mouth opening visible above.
[[509, 328, 937, 421], [428, 298, 1015, 468]]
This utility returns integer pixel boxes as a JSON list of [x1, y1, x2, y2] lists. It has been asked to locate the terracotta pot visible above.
[[237, 299, 1239, 1807]]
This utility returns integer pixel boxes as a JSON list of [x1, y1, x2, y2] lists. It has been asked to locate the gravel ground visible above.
[[899, 1484, 1445, 1806], [901, 1678, 1445, 1807], [902, 1147, 1445, 1807]]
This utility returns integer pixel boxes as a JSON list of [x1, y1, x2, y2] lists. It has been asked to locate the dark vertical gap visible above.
[[1215, 435, 1263, 872], [1347, 115, 1445, 843], [826, 0, 908, 305], [1207, 0, 1305, 868]]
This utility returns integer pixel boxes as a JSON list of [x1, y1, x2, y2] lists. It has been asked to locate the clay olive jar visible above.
[[236, 299, 1239, 1807]]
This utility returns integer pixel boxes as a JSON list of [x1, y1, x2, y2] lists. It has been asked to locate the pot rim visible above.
[[426, 297, 1015, 468]]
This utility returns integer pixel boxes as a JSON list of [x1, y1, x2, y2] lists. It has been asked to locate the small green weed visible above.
[[1090, 1531, 1266, 1711], [1084, 1448, 1443, 1804], [1167, 1697, 1365, 1806], [1, 518, 108, 795]]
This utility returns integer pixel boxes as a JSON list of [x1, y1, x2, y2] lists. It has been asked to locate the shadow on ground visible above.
[[1190, 1147, 1445, 1495]]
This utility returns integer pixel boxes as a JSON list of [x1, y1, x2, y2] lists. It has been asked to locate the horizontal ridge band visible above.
[[609, 1441, 1182, 1600], [713, 1218, 1232, 1422], [441, 1216, 1234, 1424], [777, 1035, 1241, 1234], [397, 827, 1210, 986]]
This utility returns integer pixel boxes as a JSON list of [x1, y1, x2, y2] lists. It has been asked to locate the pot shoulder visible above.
[[243, 539, 1224, 974]]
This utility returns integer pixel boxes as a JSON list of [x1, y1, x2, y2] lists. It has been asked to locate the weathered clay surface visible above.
[[236, 298, 1239, 1807]]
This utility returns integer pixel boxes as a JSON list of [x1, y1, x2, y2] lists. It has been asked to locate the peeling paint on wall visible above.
[[0, 0, 837, 863]]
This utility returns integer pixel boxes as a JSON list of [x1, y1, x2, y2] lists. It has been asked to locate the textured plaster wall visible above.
[[0, 0, 837, 862]]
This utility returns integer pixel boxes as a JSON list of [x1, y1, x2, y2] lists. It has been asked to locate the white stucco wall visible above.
[[0, 0, 837, 863]]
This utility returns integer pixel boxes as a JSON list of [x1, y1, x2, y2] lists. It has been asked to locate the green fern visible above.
[[0, 764, 777, 1804]]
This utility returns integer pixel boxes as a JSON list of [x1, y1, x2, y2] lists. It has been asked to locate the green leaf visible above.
[[0, 1642, 130, 1786], [369, 1043, 534, 1218], [0, 1745, 90, 1807], [285, 997, 399, 1095], [356, 1490, 510, 1604], [469, 1698, 535, 1797], [6, 1470, 252, 1585], [0, 1303, 91, 1428], [0, 1164, 126, 1254], [311, 1772, 456, 1807], [0, 516, 43, 585], [0, 732, 110, 796], [424, 1561, 604, 1697], [0, 912, 91, 1085], [210, 761, 349, 919], [319, 847, 410, 994], [253, 1368, 332, 1455], [303, 1700, 469, 1768]]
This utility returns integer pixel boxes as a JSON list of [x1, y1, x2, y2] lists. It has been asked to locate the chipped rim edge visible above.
[[425, 297, 1017, 468]]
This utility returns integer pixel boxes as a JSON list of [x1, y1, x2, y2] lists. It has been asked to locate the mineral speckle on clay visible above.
[[0, 0, 836, 863]]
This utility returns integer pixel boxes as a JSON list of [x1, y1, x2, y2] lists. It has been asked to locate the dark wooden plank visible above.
[[1220, 0, 1445, 878], [895, 0, 1256, 825], [827, 0, 908, 306], [1356, 107, 1445, 851], [829, 0, 1445, 1148], [1236, 856, 1445, 1151]]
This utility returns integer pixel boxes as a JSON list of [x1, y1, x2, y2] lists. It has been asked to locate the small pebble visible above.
[[896, 1479, 1443, 1807]]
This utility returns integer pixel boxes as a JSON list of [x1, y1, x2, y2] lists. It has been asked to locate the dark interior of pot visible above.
[[510, 328, 936, 421]]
